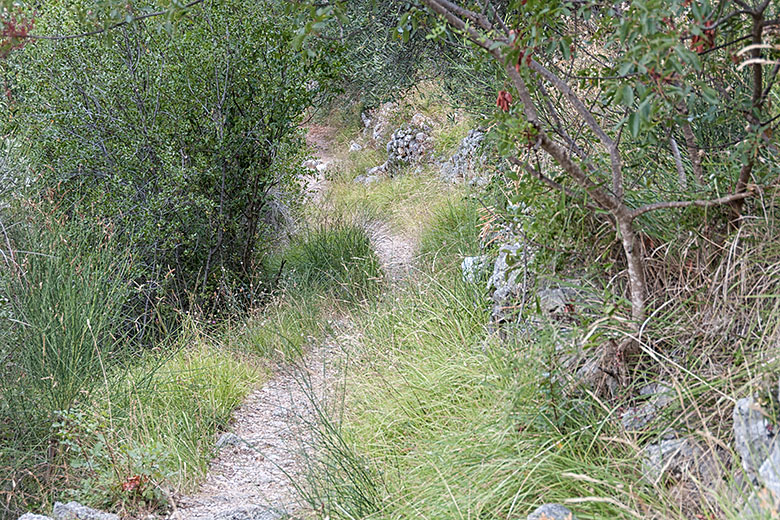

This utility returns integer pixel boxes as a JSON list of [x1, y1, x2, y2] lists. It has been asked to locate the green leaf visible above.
[[628, 111, 641, 138]]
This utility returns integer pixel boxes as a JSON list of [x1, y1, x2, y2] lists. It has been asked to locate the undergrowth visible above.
[[296, 200, 664, 519], [54, 330, 262, 514], [294, 190, 776, 519]]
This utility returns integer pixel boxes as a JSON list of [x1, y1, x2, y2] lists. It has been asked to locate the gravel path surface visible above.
[[365, 219, 416, 283], [169, 349, 331, 520], [168, 127, 417, 520]]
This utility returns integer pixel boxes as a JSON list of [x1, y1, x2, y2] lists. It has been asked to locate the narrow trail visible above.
[[169, 127, 416, 520]]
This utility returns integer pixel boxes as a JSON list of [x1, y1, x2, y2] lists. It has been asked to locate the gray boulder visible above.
[[734, 396, 777, 483], [621, 383, 675, 431], [353, 174, 379, 186], [52, 502, 119, 520], [641, 438, 722, 486], [739, 434, 780, 518], [535, 288, 578, 316], [349, 141, 363, 153], [366, 163, 387, 177], [487, 241, 529, 322], [758, 443, 780, 503], [18, 514, 53, 520], [527, 503, 577, 520]]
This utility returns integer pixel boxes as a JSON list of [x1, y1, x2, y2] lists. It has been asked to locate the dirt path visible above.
[[300, 125, 338, 204], [168, 354, 328, 520], [168, 128, 415, 520], [365, 220, 416, 282]]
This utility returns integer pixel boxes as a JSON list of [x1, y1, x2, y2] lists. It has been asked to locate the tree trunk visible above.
[[618, 217, 646, 326]]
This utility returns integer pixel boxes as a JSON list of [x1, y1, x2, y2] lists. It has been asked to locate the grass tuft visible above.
[[279, 220, 383, 304]]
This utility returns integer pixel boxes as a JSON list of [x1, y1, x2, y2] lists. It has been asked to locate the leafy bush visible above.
[[3, 0, 335, 314]]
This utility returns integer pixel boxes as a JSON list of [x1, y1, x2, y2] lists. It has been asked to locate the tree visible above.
[[410, 0, 778, 329]]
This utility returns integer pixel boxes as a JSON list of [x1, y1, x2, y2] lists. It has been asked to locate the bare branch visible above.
[[436, 0, 493, 32], [681, 120, 705, 185], [670, 136, 687, 189], [529, 59, 624, 200], [423, 0, 503, 51], [507, 156, 576, 198], [483, 0, 508, 33], [630, 191, 754, 219]]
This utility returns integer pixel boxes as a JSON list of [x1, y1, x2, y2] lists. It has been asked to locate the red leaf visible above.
[[496, 90, 513, 112]]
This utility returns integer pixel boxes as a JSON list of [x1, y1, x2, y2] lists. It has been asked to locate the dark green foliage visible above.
[[4, 0, 334, 314], [306, 0, 502, 113]]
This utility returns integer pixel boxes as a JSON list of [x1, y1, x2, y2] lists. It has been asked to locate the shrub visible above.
[[3, 0, 336, 314]]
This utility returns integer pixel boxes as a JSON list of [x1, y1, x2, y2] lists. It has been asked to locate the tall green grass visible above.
[[0, 218, 263, 518], [418, 198, 484, 274], [9, 224, 132, 412], [53, 330, 262, 512], [295, 202, 669, 520], [236, 290, 325, 362], [280, 221, 383, 304], [0, 218, 136, 517]]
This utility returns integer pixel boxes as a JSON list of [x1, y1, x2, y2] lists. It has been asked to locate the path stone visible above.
[[527, 503, 577, 520], [210, 506, 284, 520], [52, 502, 119, 520], [215, 432, 243, 450]]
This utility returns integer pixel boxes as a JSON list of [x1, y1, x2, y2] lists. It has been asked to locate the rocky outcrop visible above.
[[301, 158, 332, 174], [734, 394, 777, 483], [486, 241, 529, 322], [18, 502, 121, 520], [461, 255, 491, 283], [620, 382, 675, 431], [733, 381, 780, 518], [51, 502, 119, 520], [353, 174, 379, 186], [361, 102, 397, 144], [440, 129, 489, 185], [641, 437, 723, 485], [385, 124, 430, 173]]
